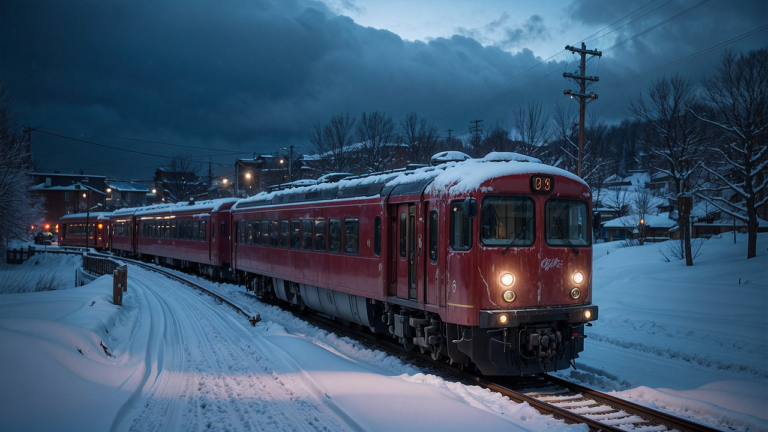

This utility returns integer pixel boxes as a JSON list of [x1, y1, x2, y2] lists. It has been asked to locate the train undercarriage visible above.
[[238, 270, 593, 376]]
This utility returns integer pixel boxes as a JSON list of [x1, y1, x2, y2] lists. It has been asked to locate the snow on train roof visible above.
[[112, 198, 239, 217], [59, 212, 112, 221], [233, 153, 586, 210]]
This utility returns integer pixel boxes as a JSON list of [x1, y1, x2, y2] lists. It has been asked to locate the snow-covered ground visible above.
[[0, 233, 766, 431]]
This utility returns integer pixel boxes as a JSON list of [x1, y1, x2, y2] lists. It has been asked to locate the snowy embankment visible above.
[[0, 233, 766, 431], [557, 233, 768, 431]]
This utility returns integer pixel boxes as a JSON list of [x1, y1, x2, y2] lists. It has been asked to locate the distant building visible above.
[[104, 180, 149, 210], [29, 172, 106, 227]]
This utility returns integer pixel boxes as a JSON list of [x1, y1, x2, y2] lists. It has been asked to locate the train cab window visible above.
[[429, 211, 438, 263], [260, 221, 269, 245], [199, 221, 206, 241], [279, 220, 289, 248], [545, 199, 590, 247], [314, 219, 327, 251], [301, 219, 313, 250], [328, 219, 342, 253], [374, 217, 381, 256], [269, 220, 279, 247], [290, 220, 300, 249], [450, 201, 472, 251], [344, 218, 359, 254], [246, 221, 253, 244], [481, 196, 534, 247], [399, 212, 407, 258]]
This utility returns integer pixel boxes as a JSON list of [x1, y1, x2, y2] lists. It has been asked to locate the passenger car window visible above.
[[450, 201, 472, 250], [302, 220, 313, 250], [279, 220, 289, 248], [314, 219, 326, 251], [290, 220, 300, 249], [429, 211, 438, 263], [260, 221, 269, 245], [344, 218, 359, 254], [329, 219, 342, 253], [374, 216, 381, 256], [269, 220, 279, 247]]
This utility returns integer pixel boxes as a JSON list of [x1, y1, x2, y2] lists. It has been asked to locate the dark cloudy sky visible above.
[[1, 0, 765, 180]]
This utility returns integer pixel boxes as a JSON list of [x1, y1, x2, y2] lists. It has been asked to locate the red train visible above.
[[74, 153, 598, 376], [59, 212, 112, 249], [110, 199, 239, 279]]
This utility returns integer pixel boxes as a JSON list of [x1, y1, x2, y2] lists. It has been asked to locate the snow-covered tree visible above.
[[308, 113, 357, 174], [511, 99, 550, 159], [399, 112, 440, 165], [480, 122, 514, 154], [355, 111, 397, 173], [688, 48, 768, 259], [0, 83, 43, 252], [158, 151, 206, 203], [629, 74, 708, 266]]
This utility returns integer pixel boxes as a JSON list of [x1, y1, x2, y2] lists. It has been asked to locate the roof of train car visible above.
[[233, 152, 586, 210], [110, 198, 239, 218], [59, 212, 112, 221]]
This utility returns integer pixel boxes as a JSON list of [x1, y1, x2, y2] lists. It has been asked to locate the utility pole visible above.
[[446, 129, 454, 139], [469, 119, 483, 157], [289, 145, 294, 182], [564, 42, 602, 178], [208, 158, 212, 187]]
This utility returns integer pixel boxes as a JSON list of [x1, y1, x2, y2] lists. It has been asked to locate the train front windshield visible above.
[[480, 196, 534, 246], [545, 199, 590, 247]]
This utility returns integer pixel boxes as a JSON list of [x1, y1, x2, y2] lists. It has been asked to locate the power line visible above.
[[603, 0, 712, 52], [34, 129, 245, 162], [427, 0, 668, 122], [35, 126, 240, 153], [582, 0, 673, 45]]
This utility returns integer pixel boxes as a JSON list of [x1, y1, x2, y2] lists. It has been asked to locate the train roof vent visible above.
[[188, 197, 195, 205], [430, 151, 471, 166]]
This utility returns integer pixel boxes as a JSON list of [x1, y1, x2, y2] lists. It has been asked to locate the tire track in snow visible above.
[[123, 266, 351, 432]]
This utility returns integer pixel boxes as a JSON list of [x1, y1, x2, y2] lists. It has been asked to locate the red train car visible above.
[[231, 153, 598, 375], [59, 212, 112, 249], [133, 198, 238, 278], [110, 207, 139, 257]]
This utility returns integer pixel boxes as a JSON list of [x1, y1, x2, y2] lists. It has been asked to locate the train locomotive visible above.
[[67, 152, 598, 376]]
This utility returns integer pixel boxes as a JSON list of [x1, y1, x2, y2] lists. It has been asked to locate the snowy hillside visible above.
[[0, 233, 766, 431]]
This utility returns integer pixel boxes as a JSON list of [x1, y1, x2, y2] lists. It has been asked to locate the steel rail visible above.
[[77, 252, 721, 432]]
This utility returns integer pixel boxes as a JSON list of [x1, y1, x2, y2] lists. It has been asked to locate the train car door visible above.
[[393, 203, 416, 300]]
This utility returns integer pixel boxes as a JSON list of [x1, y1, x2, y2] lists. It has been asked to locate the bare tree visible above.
[[158, 151, 206, 203], [308, 112, 357, 174], [0, 83, 43, 251], [356, 111, 397, 173], [399, 112, 440, 165], [511, 100, 550, 158], [629, 74, 708, 266], [480, 122, 514, 154], [688, 48, 768, 259]]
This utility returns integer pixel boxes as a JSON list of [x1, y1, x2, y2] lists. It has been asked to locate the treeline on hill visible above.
[[307, 48, 767, 260], [0, 82, 44, 251]]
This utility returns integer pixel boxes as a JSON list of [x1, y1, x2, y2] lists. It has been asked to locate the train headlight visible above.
[[502, 290, 516, 303], [573, 271, 584, 284], [584, 309, 592, 320], [570, 287, 581, 299], [497, 313, 509, 325], [500, 273, 515, 286]]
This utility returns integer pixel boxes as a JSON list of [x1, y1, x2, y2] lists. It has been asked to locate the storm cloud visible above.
[[1, 0, 765, 177]]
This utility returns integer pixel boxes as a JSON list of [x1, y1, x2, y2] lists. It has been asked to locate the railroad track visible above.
[[84, 253, 721, 432]]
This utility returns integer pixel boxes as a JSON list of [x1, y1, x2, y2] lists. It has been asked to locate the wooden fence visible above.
[[82, 255, 127, 305]]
